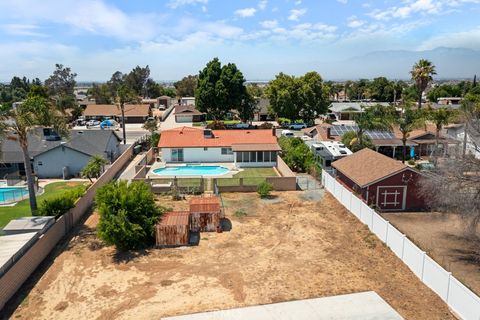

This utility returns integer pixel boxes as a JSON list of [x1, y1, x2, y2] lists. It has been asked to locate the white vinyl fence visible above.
[[321, 170, 480, 320]]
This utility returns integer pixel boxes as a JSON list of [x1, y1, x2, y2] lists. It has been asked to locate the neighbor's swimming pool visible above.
[[0, 187, 29, 203], [152, 165, 230, 176]]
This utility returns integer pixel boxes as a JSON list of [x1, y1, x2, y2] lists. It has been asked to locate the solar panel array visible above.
[[330, 126, 395, 140]]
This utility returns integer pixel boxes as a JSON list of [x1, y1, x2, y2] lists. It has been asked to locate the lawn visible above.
[[9, 192, 454, 319], [0, 181, 88, 228], [220, 167, 277, 186]]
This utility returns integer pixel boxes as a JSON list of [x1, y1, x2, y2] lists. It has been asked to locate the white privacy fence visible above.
[[321, 170, 480, 320]]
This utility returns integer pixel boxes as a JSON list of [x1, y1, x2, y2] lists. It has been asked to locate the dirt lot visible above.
[[9, 192, 454, 320], [384, 211, 480, 296]]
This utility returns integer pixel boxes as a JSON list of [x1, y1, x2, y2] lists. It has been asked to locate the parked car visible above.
[[86, 120, 100, 127], [288, 123, 307, 130], [281, 130, 295, 137], [301, 135, 312, 141]]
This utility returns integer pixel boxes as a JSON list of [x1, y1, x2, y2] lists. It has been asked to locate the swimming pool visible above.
[[0, 187, 29, 203], [152, 165, 230, 177]]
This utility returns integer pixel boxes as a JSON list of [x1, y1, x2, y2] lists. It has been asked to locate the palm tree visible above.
[[115, 84, 138, 145], [0, 90, 68, 213], [428, 107, 456, 163], [394, 104, 425, 163], [410, 59, 436, 109]]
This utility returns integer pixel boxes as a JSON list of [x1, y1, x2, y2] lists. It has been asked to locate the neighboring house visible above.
[[178, 97, 195, 106], [33, 130, 122, 178], [174, 105, 206, 123], [310, 141, 352, 171], [83, 104, 151, 123], [253, 98, 274, 122], [437, 97, 463, 105], [328, 102, 391, 120], [304, 123, 416, 159], [332, 148, 425, 211], [158, 127, 281, 167], [393, 124, 459, 157], [158, 95, 173, 109], [445, 123, 480, 158]]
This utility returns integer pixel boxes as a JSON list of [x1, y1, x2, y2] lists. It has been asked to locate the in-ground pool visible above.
[[152, 165, 230, 177], [0, 187, 29, 203]]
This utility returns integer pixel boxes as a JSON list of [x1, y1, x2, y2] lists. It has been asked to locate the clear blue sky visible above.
[[1, 0, 480, 81]]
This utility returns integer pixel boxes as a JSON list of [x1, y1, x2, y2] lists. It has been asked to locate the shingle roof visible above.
[[332, 148, 409, 187], [175, 105, 204, 115], [158, 127, 279, 149], [0, 129, 121, 163]]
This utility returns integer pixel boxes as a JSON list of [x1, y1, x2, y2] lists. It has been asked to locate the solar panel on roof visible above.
[[330, 126, 394, 140]]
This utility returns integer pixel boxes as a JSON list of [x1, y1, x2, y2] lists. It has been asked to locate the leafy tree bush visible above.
[[257, 181, 273, 198], [96, 181, 164, 250], [278, 136, 315, 172], [206, 120, 226, 130], [259, 122, 273, 129], [38, 185, 87, 218]]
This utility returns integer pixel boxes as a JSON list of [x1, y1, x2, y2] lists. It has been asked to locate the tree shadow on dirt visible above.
[[111, 249, 150, 264]]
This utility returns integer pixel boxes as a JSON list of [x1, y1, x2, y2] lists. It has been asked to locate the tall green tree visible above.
[[124, 65, 151, 97], [45, 64, 77, 114], [0, 88, 68, 213], [81, 155, 108, 183], [428, 107, 456, 162], [265, 73, 298, 120], [353, 104, 394, 146], [174, 75, 198, 97], [196, 58, 247, 120], [88, 83, 113, 104], [297, 71, 329, 121], [410, 59, 436, 109]]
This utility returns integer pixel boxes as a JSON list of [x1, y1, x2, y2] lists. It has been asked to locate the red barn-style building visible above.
[[332, 148, 425, 211]]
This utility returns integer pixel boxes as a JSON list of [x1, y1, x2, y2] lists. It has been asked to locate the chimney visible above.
[[326, 127, 331, 139], [272, 127, 276, 137], [204, 129, 213, 138]]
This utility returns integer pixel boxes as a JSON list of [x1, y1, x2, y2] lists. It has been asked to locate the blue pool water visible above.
[[0, 187, 29, 203], [153, 165, 230, 176]]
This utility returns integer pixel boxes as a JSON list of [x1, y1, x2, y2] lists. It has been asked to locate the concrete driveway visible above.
[[161, 108, 192, 130]]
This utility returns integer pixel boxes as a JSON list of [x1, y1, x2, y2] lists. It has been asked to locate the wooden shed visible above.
[[189, 197, 221, 232], [155, 211, 190, 247]]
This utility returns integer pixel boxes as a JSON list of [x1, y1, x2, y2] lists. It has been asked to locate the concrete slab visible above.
[[163, 291, 403, 320]]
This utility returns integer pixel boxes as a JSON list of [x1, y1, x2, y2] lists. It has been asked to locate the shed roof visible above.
[[189, 197, 221, 213], [159, 211, 190, 226], [332, 148, 409, 187]]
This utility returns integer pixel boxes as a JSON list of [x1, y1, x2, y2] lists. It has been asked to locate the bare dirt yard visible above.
[[8, 192, 454, 320], [384, 211, 480, 296]]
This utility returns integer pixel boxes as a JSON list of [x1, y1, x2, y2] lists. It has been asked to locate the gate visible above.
[[296, 175, 322, 190]]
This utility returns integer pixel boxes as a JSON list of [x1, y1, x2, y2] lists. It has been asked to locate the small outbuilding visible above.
[[332, 148, 425, 211], [189, 196, 221, 232], [155, 211, 190, 247]]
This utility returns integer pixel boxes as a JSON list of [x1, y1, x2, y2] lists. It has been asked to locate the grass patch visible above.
[[205, 120, 240, 125], [216, 168, 277, 187], [0, 181, 88, 228]]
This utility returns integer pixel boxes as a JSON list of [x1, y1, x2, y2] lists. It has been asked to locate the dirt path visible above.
[[10, 192, 454, 320]]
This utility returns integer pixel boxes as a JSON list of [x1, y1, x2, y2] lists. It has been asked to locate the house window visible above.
[[37, 161, 43, 166], [257, 151, 263, 162], [270, 151, 277, 162], [221, 148, 233, 155], [204, 147, 208, 151], [236, 152, 242, 162], [171, 149, 184, 162], [250, 151, 256, 162]]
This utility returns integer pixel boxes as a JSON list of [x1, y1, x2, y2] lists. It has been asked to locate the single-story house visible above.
[[174, 105, 205, 123], [328, 102, 391, 120], [158, 127, 281, 167], [83, 104, 151, 123], [158, 96, 173, 110], [32, 130, 121, 178], [332, 148, 425, 211]]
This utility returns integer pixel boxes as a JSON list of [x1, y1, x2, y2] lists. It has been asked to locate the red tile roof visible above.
[[158, 127, 279, 149]]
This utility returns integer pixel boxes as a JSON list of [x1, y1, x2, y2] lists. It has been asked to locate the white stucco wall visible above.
[[33, 147, 92, 178], [162, 147, 234, 163]]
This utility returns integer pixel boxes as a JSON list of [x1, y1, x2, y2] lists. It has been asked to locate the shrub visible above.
[[278, 136, 315, 172], [408, 159, 416, 165], [257, 181, 273, 198], [235, 209, 247, 217], [259, 122, 273, 129], [206, 120, 226, 130], [81, 155, 109, 182], [96, 181, 164, 250], [341, 131, 375, 152], [38, 185, 87, 218], [277, 118, 291, 125]]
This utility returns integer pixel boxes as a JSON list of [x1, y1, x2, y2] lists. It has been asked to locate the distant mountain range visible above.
[[324, 47, 480, 80]]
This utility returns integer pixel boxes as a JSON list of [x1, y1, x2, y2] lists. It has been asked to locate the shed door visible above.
[[376, 186, 406, 211]]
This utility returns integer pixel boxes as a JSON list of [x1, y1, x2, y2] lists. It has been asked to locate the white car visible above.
[[288, 123, 307, 130], [233, 123, 250, 129], [86, 120, 100, 127], [281, 130, 295, 137], [301, 135, 312, 141]]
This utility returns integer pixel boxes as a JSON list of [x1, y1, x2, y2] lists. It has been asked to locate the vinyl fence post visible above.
[[385, 221, 390, 244], [401, 234, 407, 259], [421, 251, 426, 280], [446, 272, 452, 304]]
